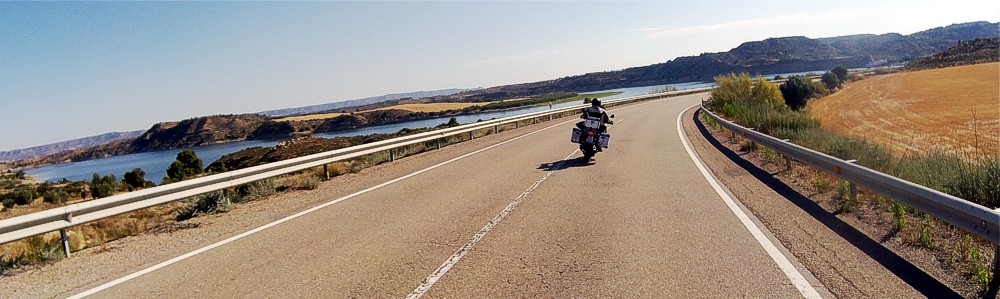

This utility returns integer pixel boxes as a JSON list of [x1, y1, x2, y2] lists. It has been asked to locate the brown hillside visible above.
[[810, 62, 999, 156], [132, 114, 270, 151]]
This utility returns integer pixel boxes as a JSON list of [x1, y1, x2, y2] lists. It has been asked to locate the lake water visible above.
[[27, 81, 716, 183]]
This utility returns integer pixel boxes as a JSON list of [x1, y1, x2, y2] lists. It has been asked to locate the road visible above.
[[4, 93, 826, 298]]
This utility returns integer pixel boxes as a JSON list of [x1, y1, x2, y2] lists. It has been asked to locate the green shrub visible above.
[[10, 185, 38, 206], [42, 189, 70, 204], [891, 202, 907, 231], [919, 214, 935, 248], [237, 179, 278, 202], [176, 190, 236, 221], [813, 175, 833, 193], [89, 173, 117, 199]]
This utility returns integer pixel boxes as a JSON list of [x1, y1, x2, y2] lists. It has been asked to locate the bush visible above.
[[42, 189, 70, 204], [10, 186, 39, 206], [237, 179, 278, 202], [711, 73, 820, 140], [713, 74, 784, 109], [821, 72, 841, 90], [176, 190, 235, 221], [778, 76, 815, 110], [89, 173, 117, 199]]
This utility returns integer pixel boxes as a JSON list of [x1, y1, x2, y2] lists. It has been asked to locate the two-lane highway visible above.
[[49, 93, 821, 298]]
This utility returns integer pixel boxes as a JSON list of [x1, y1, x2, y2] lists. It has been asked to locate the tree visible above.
[[164, 150, 204, 183], [832, 65, 849, 82], [821, 72, 841, 90], [122, 168, 146, 191], [778, 76, 815, 111]]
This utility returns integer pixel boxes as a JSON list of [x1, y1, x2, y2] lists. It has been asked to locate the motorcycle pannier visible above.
[[571, 127, 583, 143], [598, 133, 610, 148]]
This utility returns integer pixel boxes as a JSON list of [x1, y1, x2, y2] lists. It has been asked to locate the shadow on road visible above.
[[692, 109, 962, 298], [537, 156, 593, 171]]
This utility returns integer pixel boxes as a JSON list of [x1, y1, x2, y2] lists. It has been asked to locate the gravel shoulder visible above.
[[682, 107, 977, 298]]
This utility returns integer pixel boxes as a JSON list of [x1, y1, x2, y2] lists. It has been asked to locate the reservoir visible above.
[[27, 81, 718, 183]]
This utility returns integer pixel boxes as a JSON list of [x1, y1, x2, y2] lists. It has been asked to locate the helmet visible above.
[[591, 99, 602, 107]]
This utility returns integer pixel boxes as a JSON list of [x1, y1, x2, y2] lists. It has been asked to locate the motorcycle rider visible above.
[[576, 99, 613, 151]]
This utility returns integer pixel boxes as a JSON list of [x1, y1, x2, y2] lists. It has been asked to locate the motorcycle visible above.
[[571, 114, 614, 161]]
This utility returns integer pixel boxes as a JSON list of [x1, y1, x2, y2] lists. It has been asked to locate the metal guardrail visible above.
[[700, 104, 1000, 245], [0, 87, 714, 255]]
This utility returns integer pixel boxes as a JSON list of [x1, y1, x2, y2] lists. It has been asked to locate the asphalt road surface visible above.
[[10, 93, 830, 298]]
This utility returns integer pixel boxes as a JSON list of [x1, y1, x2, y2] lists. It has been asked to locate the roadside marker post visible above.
[[323, 164, 330, 180]]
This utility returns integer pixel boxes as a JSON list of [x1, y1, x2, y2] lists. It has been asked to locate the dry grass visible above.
[[809, 62, 999, 156], [274, 112, 346, 122]]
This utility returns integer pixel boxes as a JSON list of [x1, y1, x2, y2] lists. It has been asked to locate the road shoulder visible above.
[[681, 106, 930, 298]]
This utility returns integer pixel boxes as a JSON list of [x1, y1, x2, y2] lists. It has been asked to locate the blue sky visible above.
[[2, 1, 997, 151]]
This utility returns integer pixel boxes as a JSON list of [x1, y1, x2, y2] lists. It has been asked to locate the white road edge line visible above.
[[406, 149, 579, 299], [68, 118, 582, 299], [676, 105, 822, 299]]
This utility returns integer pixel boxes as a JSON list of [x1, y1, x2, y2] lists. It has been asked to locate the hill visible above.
[[421, 21, 998, 101], [259, 88, 475, 117], [905, 37, 999, 70], [0, 131, 144, 162], [131, 114, 271, 151]]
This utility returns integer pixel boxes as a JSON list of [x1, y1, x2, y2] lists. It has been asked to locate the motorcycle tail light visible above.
[[587, 131, 594, 136]]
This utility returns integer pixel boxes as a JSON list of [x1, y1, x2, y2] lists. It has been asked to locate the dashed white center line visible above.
[[406, 149, 579, 298]]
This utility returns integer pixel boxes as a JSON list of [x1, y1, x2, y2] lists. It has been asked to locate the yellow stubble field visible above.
[[809, 62, 999, 156]]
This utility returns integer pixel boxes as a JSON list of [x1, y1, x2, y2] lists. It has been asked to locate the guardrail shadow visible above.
[[692, 110, 961, 298]]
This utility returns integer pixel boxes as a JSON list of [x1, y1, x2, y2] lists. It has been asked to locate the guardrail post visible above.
[[436, 139, 441, 150], [469, 131, 474, 140], [494, 125, 498, 135], [845, 160, 858, 202], [986, 242, 1000, 299], [782, 139, 792, 172], [389, 149, 395, 162], [323, 164, 330, 180], [61, 213, 72, 258], [514, 121, 519, 129]]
